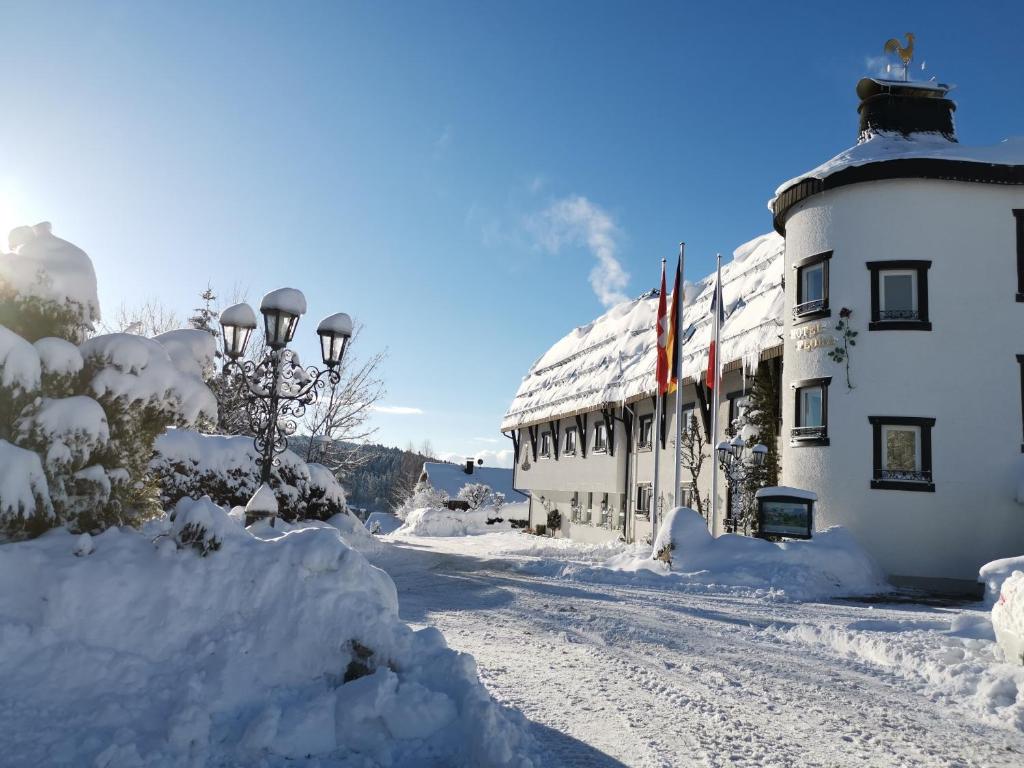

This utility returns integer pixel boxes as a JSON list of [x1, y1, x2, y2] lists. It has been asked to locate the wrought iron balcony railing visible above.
[[878, 309, 920, 321], [793, 298, 827, 318], [876, 468, 932, 483]]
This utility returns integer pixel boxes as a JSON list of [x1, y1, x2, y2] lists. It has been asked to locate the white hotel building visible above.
[[500, 76, 1024, 594]]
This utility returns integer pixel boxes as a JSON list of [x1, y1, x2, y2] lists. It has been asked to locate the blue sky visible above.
[[1, 1, 1022, 465]]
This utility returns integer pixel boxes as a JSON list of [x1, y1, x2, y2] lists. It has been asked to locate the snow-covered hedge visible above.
[[0, 502, 534, 765], [0, 223, 216, 537], [151, 429, 347, 522]]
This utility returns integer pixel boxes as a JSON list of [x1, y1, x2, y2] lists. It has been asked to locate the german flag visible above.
[[666, 253, 683, 393]]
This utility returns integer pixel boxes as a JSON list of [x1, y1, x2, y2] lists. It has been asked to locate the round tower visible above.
[[772, 77, 1024, 593]]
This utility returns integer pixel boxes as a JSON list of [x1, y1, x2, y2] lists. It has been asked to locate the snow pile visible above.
[[151, 429, 348, 521], [992, 570, 1024, 668], [0, 221, 99, 328], [586, 507, 889, 601], [395, 506, 512, 537], [0, 507, 534, 765], [501, 232, 783, 430], [980, 556, 1024, 605], [767, 607, 1024, 732]]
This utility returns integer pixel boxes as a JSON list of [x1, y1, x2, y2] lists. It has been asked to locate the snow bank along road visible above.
[[376, 535, 1024, 768]]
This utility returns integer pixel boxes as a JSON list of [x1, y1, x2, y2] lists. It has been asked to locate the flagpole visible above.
[[673, 242, 685, 508], [652, 257, 666, 535], [709, 253, 723, 535]]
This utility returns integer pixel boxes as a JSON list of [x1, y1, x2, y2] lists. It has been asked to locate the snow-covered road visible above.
[[376, 534, 1024, 768]]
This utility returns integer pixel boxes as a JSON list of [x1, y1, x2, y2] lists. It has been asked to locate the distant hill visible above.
[[287, 437, 435, 513]]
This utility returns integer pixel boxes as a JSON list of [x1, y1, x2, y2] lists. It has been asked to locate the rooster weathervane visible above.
[[883, 33, 915, 81]]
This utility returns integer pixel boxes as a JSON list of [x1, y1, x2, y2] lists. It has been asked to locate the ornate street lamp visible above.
[[219, 288, 352, 523], [717, 434, 769, 533]]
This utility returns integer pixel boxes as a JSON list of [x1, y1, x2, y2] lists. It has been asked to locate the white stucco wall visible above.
[[512, 366, 755, 543], [781, 178, 1024, 583]]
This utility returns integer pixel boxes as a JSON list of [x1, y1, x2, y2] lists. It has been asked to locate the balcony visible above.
[[790, 425, 828, 446], [878, 309, 920, 321], [793, 298, 828, 321], [871, 468, 935, 492]]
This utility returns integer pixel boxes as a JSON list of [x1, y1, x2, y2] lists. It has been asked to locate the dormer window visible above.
[[867, 261, 932, 330], [793, 251, 832, 321]]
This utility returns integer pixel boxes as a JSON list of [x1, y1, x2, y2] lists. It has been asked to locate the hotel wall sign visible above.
[[791, 321, 836, 352]]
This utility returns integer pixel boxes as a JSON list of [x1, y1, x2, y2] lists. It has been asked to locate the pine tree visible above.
[[742, 360, 781, 533], [189, 286, 220, 348]]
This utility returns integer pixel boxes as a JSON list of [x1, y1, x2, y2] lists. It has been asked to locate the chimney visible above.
[[856, 78, 956, 143], [465, 459, 474, 475]]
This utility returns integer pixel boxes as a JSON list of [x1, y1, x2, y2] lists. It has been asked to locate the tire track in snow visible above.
[[382, 542, 1024, 767]]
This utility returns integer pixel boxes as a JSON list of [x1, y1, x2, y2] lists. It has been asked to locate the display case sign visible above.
[[755, 489, 815, 539]]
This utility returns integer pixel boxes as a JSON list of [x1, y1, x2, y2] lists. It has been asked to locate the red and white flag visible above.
[[705, 274, 724, 389], [656, 261, 669, 395]]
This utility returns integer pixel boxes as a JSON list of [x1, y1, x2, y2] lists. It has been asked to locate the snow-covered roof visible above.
[[501, 233, 784, 431], [771, 132, 1024, 206], [421, 461, 526, 500]]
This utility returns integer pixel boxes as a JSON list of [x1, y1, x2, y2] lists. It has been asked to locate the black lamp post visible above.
[[219, 288, 353, 491], [717, 434, 768, 533]]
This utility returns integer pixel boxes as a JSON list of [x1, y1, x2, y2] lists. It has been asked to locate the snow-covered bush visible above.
[[395, 482, 448, 520], [0, 223, 216, 538], [150, 429, 347, 522], [457, 482, 495, 510]]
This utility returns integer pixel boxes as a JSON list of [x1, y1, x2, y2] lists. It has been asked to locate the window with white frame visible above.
[[539, 431, 551, 458], [791, 376, 830, 446], [638, 414, 654, 449], [867, 260, 931, 330], [636, 483, 652, 516], [593, 422, 608, 453], [869, 416, 935, 492], [680, 405, 696, 436], [564, 427, 577, 456], [793, 251, 832, 320], [680, 483, 695, 509]]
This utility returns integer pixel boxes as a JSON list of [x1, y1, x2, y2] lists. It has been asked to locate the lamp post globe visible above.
[[259, 287, 308, 350], [751, 443, 768, 467], [317, 312, 354, 369], [716, 440, 732, 465], [729, 433, 746, 461], [219, 303, 257, 360]]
